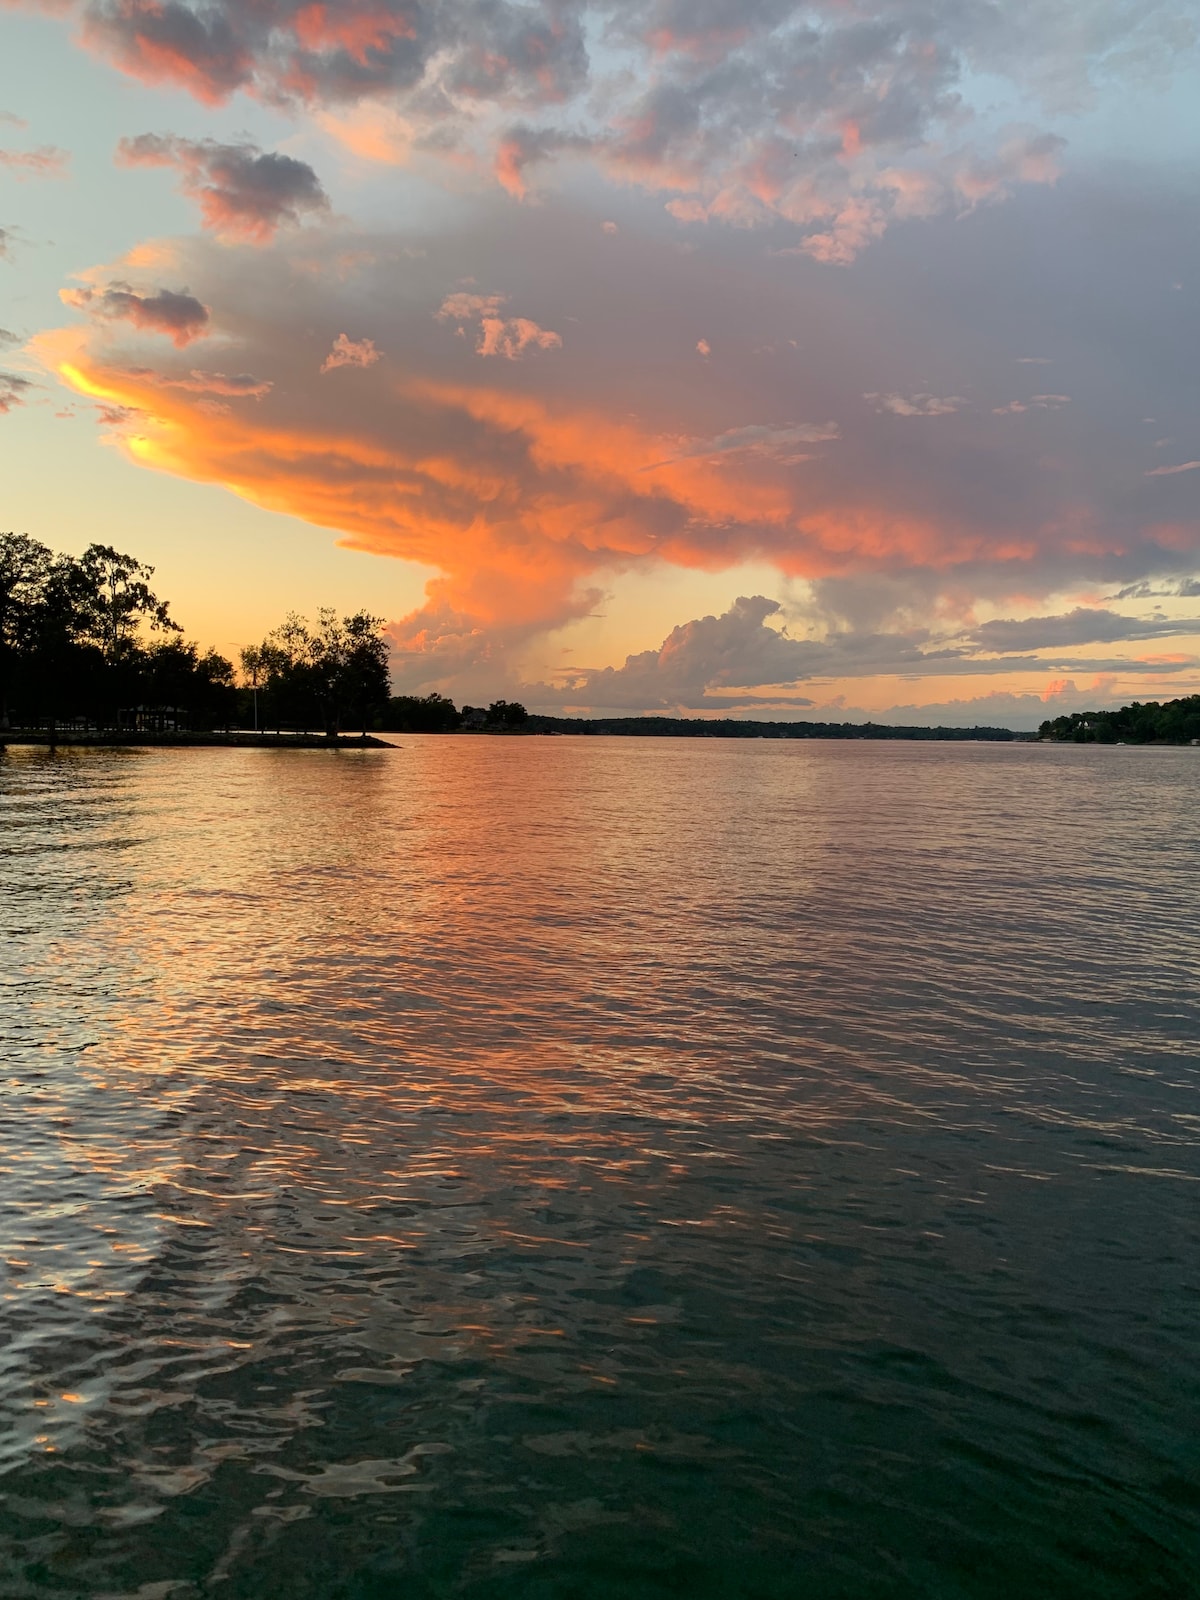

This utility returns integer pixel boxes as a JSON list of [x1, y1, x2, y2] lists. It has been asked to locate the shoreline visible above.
[[0, 731, 397, 750]]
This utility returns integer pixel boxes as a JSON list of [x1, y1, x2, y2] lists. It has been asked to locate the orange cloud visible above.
[[41, 313, 1055, 645]]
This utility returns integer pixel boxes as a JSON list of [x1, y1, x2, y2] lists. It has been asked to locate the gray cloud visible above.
[[116, 135, 329, 242], [119, 364, 272, 397], [547, 596, 823, 710], [26, 1, 1188, 258], [526, 593, 1200, 714], [1114, 578, 1200, 600], [62, 283, 211, 346], [968, 607, 1200, 652], [0, 372, 34, 413]]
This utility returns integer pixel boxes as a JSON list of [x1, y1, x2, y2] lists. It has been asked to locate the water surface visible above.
[[1, 739, 1198, 1598]]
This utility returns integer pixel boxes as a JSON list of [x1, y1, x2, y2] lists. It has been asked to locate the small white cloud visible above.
[[993, 394, 1070, 415], [866, 392, 965, 417], [650, 421, 840, 470], [1145, 460, 1200, 477], [696, 339, 712, 358]]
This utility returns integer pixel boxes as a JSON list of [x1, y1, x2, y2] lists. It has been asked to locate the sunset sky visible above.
[[2, 0, 1198, 726]]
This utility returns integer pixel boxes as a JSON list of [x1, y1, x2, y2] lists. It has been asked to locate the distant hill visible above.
[[1040, 694, 1200, 744]]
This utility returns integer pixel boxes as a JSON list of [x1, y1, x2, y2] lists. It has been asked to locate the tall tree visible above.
[[0, 533, 53, 727], [67, 544, 180, 661], [333, 611, 391, 735], [254, 609, 390, 734]]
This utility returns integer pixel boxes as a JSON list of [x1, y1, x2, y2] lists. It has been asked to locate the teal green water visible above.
[[1, 739, 1198, 1598]]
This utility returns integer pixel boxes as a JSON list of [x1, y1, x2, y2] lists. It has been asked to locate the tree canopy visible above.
[[1039, 696, 1200, 744], [1, 533, 392, 735], [242, 608, 390, 735]]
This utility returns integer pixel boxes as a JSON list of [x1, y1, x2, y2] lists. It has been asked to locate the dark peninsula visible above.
[[1039, 696, 1200, 744], [1, 532, 391, 744]]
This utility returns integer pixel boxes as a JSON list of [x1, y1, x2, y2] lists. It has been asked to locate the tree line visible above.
[[1039, 696, 1200, 744], [0, 532, 390, 735], [380, 701, 1015, 739]]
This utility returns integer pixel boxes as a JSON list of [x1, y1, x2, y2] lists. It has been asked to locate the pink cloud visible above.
[[0, 144, 69, 178], [320, 333, 381, 372], [437, 292, 561, 360]]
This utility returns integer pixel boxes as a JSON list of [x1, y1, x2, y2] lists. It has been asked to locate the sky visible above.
[[1, 1, 1199, 728]]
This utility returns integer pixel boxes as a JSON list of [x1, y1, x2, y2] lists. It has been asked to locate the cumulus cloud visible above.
[[532, 594, 1200, 714], [0, 371, 33, 413], [436, 291, 561, 359], [319, 333, 381, 372], [547, 597, 823, 710], [116, 134, 329, 242], [20, 0, 1197, 259], [60, 282, 211, 345], [867, 393, 965, 417], [0, 144, 69, 178]]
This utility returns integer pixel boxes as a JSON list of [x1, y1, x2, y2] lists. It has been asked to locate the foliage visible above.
[[0, 531, 233, 730], [241, 608, 391, 734], [379, 692, 462, 732], [1039, 696, 1200, 744], [523, 715, 1015, 740], [487, 699, 529, 728]]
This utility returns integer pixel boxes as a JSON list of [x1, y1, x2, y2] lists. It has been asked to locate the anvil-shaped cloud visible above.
[[41, 161, 1198, 683]]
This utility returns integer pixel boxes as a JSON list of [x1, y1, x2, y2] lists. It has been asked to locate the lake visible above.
[[1, 738, 1198, 1598]]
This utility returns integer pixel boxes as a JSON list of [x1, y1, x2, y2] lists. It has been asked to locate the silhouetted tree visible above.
[[1039, 695, 1200, 744], [380, 693, 462, 732], [250, 609, 390, 734], [0, 533, 53, 727], [487, 699, 528, 729]]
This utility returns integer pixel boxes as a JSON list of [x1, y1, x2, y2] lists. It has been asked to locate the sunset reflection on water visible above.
[[2, 739, 1198, 1597]]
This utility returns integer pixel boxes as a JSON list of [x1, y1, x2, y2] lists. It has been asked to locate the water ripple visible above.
[[1, 741, 1197, 1597]]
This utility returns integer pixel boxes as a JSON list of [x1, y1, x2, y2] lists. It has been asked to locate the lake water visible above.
[[1, 738, 1198, 1599]]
